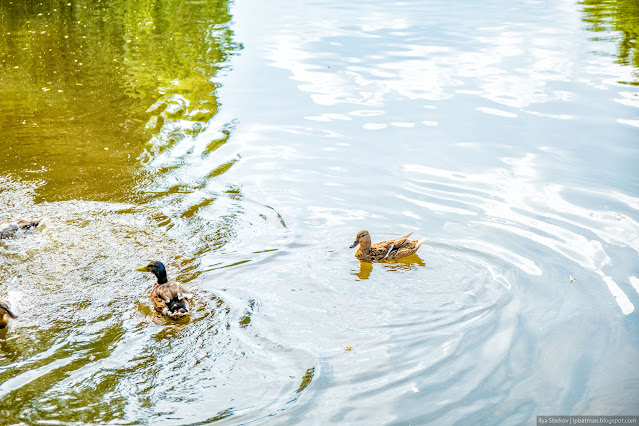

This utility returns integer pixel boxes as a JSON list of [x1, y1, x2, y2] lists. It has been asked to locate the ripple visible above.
[[268, 239, 518, 423], [617, 119, 639, 127], [362, 123, 388, 130], [390, 121, 415, 128], [476, 107, 518, 118], [350, 109, 385, 117], [402, 156, 639, 315], [0, 177, 314, 423]]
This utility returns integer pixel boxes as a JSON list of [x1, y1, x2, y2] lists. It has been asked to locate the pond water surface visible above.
[[1, 0, 638, 424]]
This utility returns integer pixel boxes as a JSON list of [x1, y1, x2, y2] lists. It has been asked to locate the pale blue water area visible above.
[[0, 0, 638, 423]]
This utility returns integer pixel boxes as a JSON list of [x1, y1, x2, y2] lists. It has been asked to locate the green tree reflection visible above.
[[581, 0, 639, 84], [0, 0, 237, 201]]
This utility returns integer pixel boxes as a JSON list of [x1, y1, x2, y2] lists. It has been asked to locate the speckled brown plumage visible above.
[[350, 230, 425, 262], [137, 261, 193, 319], [0, 218, 44, 239], [0, 298, 18, 329]]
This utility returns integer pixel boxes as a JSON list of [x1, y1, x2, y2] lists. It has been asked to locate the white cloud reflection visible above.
[[403, 154, 639, 315], [262, 2, 608, 115]]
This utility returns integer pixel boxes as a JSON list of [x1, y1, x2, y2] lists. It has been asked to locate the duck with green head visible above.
[[136, 261, 193, 319]]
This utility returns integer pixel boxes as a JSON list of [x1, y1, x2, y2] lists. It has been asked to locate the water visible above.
[[1, 0, 638, 423]]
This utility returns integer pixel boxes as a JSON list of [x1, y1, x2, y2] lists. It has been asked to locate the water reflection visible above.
[[581, 0, 639, 83], [0, 1, 305, 421], [0, 176, 310, 423], [402, 155, 639, 315], [2, 0, 639, 422], [354, 255, 426, 280], [0, 0, 235, 201], [355, 261, 373, 280]]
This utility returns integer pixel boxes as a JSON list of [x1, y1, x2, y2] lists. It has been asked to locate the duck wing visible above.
[[391, 232, 413, 247], [386, 238, 426, 260], [368, 240, 393, 260], [0, 218, 43, 239], [369, 233, 413, 260], [16, 218, 43, 228], [151, 281, 192, 317]]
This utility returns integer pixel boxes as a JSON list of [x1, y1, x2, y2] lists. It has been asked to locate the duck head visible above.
[[350, 230, 371, 249], [136, 261, 168, 284]]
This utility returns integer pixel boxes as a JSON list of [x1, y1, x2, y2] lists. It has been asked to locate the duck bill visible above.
[[135, 266, 149, 272], [349, 240, 358, 249]]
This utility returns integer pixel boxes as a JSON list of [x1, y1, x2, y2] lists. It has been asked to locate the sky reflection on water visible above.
[[1, 0, 638, 423]]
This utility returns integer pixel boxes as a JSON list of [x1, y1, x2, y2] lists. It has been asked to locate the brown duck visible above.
[[136, 261, 193, 319], [0, 298, 18, 329], [350, 230, 425, 262], [0, 218, 44, 239]]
